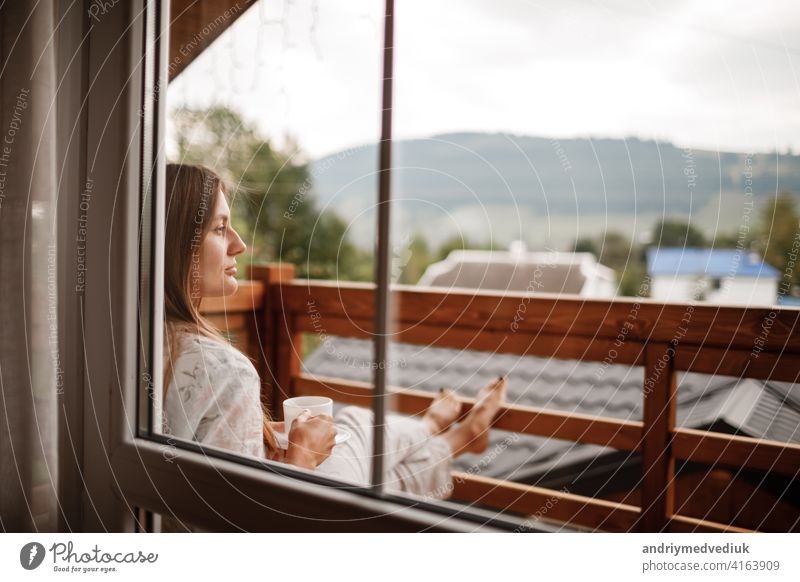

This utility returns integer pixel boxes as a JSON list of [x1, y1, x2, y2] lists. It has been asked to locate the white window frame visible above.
[[68, 0, 516, 532]]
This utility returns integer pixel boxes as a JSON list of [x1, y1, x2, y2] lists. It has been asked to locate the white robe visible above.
[[160, 332, 453, 530]]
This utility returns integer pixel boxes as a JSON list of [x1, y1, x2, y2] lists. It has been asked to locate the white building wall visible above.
[[652, 275, 778, 305], [650, 276, 699, 303], [581, 272, 617, 298], [706, 278, 778, 306]]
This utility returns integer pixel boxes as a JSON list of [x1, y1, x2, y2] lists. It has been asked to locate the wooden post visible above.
[[248, 263, 297, 419], [638, 341, 678, 532]]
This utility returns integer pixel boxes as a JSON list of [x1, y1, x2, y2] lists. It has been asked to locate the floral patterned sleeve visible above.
[[163, 334, 265, 459]]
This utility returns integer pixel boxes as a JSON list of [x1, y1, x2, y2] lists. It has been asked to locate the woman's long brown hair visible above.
[[163, 163, 277, 454]]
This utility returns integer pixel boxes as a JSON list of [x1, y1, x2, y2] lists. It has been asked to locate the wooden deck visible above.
[[199, 263, 800, 532]]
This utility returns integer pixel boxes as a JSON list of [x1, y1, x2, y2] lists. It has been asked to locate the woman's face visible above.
[[196, 190, 246, 298]]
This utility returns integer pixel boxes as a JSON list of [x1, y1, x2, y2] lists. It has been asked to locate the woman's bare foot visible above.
[[463, 375, 507, 453], [423, 388, 462, 435], [442, 376, 507, 456]]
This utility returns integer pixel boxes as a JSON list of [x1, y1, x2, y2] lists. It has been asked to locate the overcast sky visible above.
[[168, 0, 800, 159]]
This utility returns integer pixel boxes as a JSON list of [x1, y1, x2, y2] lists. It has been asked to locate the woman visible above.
[[161, 163, 506, 503]]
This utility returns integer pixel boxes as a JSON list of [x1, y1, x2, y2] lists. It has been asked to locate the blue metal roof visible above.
[[777, 295, 800, 306], [646, 247, 781, 278]]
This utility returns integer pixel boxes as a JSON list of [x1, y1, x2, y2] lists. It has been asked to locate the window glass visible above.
[[375, 0, 800, 522], [152, 0, 388, 493], [383, 0, 800, 304]]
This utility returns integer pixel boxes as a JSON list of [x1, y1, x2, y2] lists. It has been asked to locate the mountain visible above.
[[309, 133, 800, 249]]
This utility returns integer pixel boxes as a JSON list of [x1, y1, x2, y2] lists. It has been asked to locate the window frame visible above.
[[78, 0, 520, 532]]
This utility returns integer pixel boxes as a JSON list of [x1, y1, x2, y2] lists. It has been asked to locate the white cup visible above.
[[282, 396, 333, 434]]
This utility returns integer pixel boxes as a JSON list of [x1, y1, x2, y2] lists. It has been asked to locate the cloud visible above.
[[168, 0, 800, 157]]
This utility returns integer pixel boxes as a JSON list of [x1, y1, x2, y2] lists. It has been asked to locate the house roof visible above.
[[418, 248, 617, 294], [646, 247, 781, 278], [778, 295, 800, 307], [305, 337, 800, 490]]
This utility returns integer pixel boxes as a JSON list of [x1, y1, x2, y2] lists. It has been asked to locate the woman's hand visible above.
[[264, 421, 286, 461], [284, 411, 336, 470]]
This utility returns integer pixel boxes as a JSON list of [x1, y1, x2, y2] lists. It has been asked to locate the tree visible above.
[[711, 230, 745, 249], [570, 231, 646, 297], [756, 192, 800, 288], [434, 235, 466, 262], [619, 262, 648, 297], [592, 231, 645, 297], [394, 233, 432, 285], [170, 106, 367, 281], [651, 219, 706, 248], [595, 231, 636, 272], [572, 237, 598, 256], [434, 235, 494, 263]]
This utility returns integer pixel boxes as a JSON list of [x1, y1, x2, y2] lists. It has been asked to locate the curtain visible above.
[[0, 0, 59, 532]]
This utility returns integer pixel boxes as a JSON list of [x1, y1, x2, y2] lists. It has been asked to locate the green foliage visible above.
[[434, 235, 466, 262], [755, 192, 800, 287], [572, 237, 598, 255], [170, 106, 369, 281], [595, 231, 636, 273], [394, 233, 432, 284], [618, 262, 649, 297], [596, 232, 645, 297], [574, 231, 646, 297], [651, 219, 706, 248], [433, 235, 494, 263], [711, 230, 745, 249]]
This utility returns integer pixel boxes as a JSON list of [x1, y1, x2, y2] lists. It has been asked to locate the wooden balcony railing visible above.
[[199, 263, 800, 533]]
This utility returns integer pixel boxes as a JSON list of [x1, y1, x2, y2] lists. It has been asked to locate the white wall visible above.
[[650, 276, 699, 303], [707, 278, 778, 306], [581, 274, 617, 298], [652, 275, 778, 305]]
